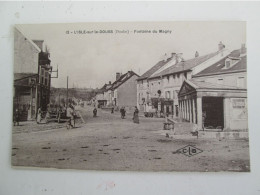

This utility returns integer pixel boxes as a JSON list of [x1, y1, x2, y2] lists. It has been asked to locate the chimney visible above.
[[163, 53, 168, 62], [195, 51, 199, 58], [109, 81, 111, 85], [218, 41, 225, 51], [176, 53, 183, 63], [116, 72, 121, 80], [171, 52, 176, 59], [240, 44, 247, 56]]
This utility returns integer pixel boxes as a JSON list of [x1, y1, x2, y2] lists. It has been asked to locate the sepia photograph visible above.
[[12, 21, 249, 172]]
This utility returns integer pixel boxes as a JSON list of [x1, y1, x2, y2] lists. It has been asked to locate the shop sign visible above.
[[232, 98, 246, 109]]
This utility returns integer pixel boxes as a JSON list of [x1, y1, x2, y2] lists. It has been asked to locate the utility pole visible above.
[[66, 76, 69, 109], [59, 93, 61, 107]]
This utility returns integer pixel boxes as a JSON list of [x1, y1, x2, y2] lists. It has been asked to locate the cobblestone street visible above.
[[12, 106, 250, 172]]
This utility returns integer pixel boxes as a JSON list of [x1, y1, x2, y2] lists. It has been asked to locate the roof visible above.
[[15, 25, 41, 53], [188, 79, 246, 90], [137, 57, 173, 81], [149, 51, 219, 79], [14, 73, 38, 81], [194, 49, 247, 77], [178, 79, 247, 98], [108, 71, 139, 90]]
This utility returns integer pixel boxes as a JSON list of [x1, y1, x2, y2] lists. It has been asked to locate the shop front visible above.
[[151, 97, 174, 116]]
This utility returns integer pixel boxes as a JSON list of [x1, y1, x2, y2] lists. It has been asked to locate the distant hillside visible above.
[[50, 87, 98, 106]]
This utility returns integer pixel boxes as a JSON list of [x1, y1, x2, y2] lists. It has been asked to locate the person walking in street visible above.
[[44, 104, 51, 124], [120, 107, 126, 119], [13, 108, 20, 126], [37, 107, 42, 124], [71, 105, 76, 127], [93, 107, 97, 117], [202, 111, 207, 131], [133, 106, 139, 124], [66, 105, 75, 129], [111, 106, 114, 114], [57, 106, 63, 123]]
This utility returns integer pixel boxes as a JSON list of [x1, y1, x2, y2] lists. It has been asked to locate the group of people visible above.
[[36, 104, 77, 129], [36, 105, 52, 124], [92, 106, 139, 124]]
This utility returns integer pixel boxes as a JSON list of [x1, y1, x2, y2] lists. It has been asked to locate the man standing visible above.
[[133, 106, 139, 124]]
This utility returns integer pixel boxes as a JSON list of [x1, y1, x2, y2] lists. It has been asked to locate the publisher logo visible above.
[[177, 145, 203, 157]]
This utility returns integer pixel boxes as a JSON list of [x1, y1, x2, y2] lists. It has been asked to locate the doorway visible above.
[[202, 97, 224, 130]]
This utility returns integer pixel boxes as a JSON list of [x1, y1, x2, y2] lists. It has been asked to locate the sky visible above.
[[17, 21, 246, 89]]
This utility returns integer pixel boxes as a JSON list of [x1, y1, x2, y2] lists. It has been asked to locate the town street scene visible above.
[[12, 22, 249, 172]]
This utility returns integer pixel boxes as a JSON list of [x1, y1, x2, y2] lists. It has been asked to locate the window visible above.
[[184, 72, 187, 79], [165, 91, 171, 99], [237, 77, 245, 88], [172, 91, 175, 99], [226, 60, 231, 68], [176, 73, 180, 83], [40, 68, 44, 84], [217, 78, 224, 85], [45, 71, 49, 86]]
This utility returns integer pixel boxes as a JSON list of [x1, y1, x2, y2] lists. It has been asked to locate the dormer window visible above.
[[223, 57, 240, 69], [225, 59, 231, 68]]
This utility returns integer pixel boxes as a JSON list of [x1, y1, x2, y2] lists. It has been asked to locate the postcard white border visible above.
[[1, 1, 260, 195]]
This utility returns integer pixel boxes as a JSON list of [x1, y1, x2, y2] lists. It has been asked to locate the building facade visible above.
[[97, 71, 139, 109], [137, 42, 230, 117], [13, 27, 52, 120], [178, 46, 247, 131]]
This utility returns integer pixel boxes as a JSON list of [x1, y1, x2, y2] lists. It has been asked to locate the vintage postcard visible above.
[[12, 21, 249, 172]]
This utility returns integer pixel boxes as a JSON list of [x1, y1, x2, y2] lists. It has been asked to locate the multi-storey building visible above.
[[13, 27, 52, 120], [137, 42, 230, 117], [178, 45, 247, 131], [97, 71, 139, 110]]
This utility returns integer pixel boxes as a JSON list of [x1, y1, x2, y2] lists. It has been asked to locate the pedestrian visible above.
[[13, 108, 20, 126], [93, 107, 97, 117], [57, 106, 62, 123], [120, 107, 126, 119], [45, 106, 51, 124], [122, 107, 126, 119], [133, 106, 139, 124], [71, 105, 76, 127], [111, 106, 114, 114], [66, 105, 74, 129], [37, 107, 42, 124], [202, 111, 206, 130]]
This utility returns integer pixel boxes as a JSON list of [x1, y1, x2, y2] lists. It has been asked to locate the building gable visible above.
[[178, 80, 196, 97]]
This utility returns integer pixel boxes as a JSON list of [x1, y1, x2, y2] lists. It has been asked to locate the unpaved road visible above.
[[12, 106, 250, 172]]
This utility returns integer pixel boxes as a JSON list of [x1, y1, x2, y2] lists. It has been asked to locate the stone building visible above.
[[13, 26, 52, 120], [178, 45, 247, 131], [137, 42, 230, 117], [136, 53, 176, 112], [98, 71, 139, 109], [94, 82, 112, 107]]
